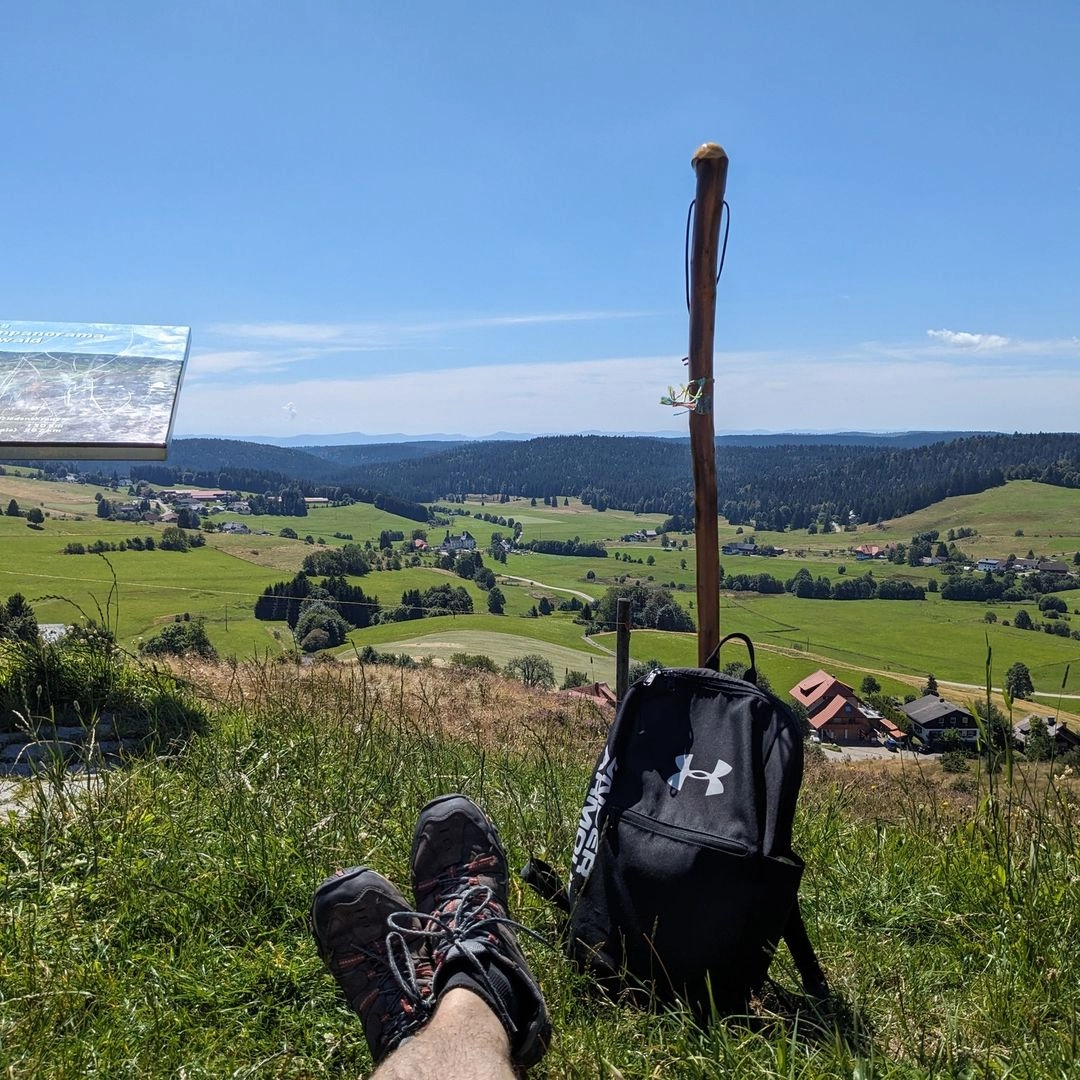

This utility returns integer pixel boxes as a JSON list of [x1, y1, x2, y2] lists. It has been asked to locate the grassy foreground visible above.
[[3, 656, 1080, 1078]]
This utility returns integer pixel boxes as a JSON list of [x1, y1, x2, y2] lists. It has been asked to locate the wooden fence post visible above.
[[615, 596, 631, 701]]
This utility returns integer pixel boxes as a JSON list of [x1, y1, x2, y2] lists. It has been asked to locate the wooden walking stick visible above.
[[687, 143, 729, 667]]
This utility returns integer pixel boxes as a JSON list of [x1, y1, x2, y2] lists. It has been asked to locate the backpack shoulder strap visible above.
[[783, 900, 829, 998]]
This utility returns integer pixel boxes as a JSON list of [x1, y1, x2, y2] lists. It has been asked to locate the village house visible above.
[[1013, 715, 1080, 756], [1036, 559, 1069, 575], [1010, 557, 1039, 571], [441, 531, 477, 553], [158, 489, 229, 504], [722, 541, 757, 556], [901, 694, 978, 748], [789, 670, 892, 742], [976, 558, 1001, 573]]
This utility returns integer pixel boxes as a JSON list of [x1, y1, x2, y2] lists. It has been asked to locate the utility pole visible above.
[[687, 143, 729, 667]]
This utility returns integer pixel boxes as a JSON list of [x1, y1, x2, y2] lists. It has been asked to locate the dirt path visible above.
[[499, 576, 596, 603]]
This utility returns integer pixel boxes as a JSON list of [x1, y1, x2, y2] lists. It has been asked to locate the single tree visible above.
[[1004, 661, 1035, 701], [922, 673, 938, 696], [0, 592, 38, 643], [5, 499, 20, 517], [486, 586, 506, 614], [159, 526, 191, 551], [860, 675, 881, 697], [1013, 609, 1034, 630], [26, 507, 44, 525], [503, 654, 555, 689]]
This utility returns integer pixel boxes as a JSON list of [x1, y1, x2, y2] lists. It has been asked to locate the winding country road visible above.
[[498, 575, 596, 603]]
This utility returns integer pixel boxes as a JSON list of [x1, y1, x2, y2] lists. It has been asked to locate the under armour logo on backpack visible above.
[[667, 753, 733, 796]]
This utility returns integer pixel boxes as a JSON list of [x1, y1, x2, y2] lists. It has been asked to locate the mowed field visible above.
[[2, 472, 1079, 702]]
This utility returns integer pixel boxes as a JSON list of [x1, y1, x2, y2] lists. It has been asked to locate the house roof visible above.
[[901, 694, 972, 725], [1013, 715, 1080, 745], [560, 682, 617, 706], [790, 669, 855, 709], [877, 716, 906, 739], [808, 695, 864, 730]]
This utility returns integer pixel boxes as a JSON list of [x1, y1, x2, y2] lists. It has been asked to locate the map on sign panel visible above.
[[0, 321, 190, 460]]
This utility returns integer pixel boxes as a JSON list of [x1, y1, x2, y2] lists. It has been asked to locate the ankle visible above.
[[428, 987, 511, 1056]]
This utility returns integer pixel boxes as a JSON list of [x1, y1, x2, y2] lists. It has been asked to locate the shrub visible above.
[[941, 750, 969, 773], [140, 617, 218, 661], [450, 653, 500, 674]]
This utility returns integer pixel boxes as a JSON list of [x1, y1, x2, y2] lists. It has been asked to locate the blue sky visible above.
[[4, 2, 1078, 440]]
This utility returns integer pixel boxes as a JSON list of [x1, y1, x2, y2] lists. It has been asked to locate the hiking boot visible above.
[[410, 794, 551, 1069], [310, 867, 434, 1064]]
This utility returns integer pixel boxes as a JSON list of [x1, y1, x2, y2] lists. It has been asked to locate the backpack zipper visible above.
[[616, 807, 750, 857]]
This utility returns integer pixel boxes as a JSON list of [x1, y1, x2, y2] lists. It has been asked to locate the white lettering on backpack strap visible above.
[[571, 745, 615, 880], [667, 753, 733, 796]]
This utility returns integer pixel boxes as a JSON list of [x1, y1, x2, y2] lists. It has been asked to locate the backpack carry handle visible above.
[[704, 631, 757, 684]]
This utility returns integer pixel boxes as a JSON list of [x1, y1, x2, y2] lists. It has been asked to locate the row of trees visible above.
[[942, 568, 1080, 603]]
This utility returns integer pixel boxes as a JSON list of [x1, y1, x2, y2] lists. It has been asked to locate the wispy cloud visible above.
[[186, 349, 299, 377], [209, 310, 650, 347], [927, 328, 1010, 349]]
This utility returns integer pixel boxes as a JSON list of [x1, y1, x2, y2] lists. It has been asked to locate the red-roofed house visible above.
[[790, 669, 877, 742], [559, 682, 617, 708]]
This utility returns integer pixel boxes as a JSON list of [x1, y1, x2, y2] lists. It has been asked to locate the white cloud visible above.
[[927, 328, 1010, 349], [172, 332, 1080, 440]]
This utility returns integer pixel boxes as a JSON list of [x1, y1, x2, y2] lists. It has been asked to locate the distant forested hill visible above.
[[327, 432, 1080, 528], [714, 430, 998, 448], [24, 431, 1080, 530]]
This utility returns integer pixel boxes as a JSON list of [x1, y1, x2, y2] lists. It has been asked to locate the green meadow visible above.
[[5, 655, 1080, 1078], [2, 474, 1079, 704]]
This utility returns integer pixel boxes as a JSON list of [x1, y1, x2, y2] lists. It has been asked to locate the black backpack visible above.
[[525, 633, 828, 1015]]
